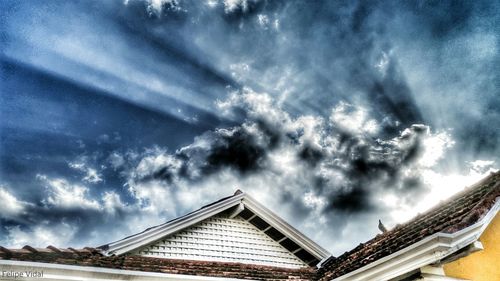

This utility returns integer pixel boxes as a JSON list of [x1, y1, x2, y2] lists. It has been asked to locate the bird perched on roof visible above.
[[378, 219, 388, 233]]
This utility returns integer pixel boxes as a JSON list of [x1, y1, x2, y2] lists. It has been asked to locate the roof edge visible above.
[[103, 192, 245, 255], [330, 197, 500, 281]]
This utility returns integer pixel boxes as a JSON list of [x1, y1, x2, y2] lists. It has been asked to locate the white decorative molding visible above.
[[135, 215, 307, 268]]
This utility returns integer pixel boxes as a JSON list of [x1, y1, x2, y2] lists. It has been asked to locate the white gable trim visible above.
[[242, 195, 330, 259], [0, 260, 252, 281], [102, 191, 330, 262], [331, 198, 500, 281], [103, 193, 245, 256]]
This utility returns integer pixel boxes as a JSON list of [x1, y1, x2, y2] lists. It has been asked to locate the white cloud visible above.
[[0, 187, 29, 218], [375, 51, 390, 76], [103, 191, 128, 215], [145, 0, 181, 16], [470, 159, 496, 173], [255, 14, 280, 30], [37, 175, 101, 210], [229, 63, 251, 82], [223, 0, 249, 13], [108, 151, 126, 170], [4, 221, 77, 248], [69, 160, 103, 184], [330, 101, 380, 135], [273, 19, 280, 30], [132, 147, 182, 180], [128, 180, 177, 214], [257, 14, 269, 29], [82, 168, 103, 184], [418, 130, 455, 167], [205, 0, 218, 8], [217, 88, 292, 126]]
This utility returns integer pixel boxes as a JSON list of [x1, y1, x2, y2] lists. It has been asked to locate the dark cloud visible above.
[[204, 128, 267, 174], [328, 187, 372, 213], [298, 145, 324, 167], [126, 92, 436, 217]]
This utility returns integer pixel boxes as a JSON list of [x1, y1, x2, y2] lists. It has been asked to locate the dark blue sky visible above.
[[1, 0, 499, 255]]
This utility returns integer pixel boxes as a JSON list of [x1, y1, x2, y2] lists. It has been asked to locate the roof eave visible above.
[[330, 198, 500, 281]]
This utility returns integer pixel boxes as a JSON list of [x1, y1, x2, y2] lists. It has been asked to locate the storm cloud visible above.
[[128, 91, 436, 210]]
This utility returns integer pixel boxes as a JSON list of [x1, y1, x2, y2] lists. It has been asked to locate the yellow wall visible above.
[[443, 212, 500, 281]]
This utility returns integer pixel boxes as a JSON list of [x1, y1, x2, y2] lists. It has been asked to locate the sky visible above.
[[0, 0, 499, 256]]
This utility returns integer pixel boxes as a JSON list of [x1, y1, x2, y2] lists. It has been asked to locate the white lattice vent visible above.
[[134, 215, 307, 268]]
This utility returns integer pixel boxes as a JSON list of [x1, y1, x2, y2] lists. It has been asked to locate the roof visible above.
[[0, 246, 315, 280], [100, 190, 330, 266], [1, 173, 498, 281], [316, 171, 500, 281]]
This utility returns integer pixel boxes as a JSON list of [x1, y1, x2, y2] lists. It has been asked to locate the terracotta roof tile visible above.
[[0, 247, 315, 280], [316, 171, 500, 280]]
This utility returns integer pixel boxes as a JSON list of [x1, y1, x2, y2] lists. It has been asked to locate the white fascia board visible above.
[[0, 260, 252, 281], [242, 195, 331, 259], [331, 199, 499, 281], [105, 193, 245, 255]]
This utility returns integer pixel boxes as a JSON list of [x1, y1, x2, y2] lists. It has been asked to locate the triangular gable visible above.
[[100, 190, 330, 267], [133, 214, 308, 268]]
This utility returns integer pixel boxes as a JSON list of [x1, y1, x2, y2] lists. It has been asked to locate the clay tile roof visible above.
[[0, 246, 315, 280], [46, 245, 61, 253], [22, 245, 38, 253], [317, 171, 500, 281], [0, 247, 11, 254]]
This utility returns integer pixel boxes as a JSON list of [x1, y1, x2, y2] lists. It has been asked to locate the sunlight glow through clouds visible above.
[[386, 161, 497, 224]]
